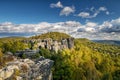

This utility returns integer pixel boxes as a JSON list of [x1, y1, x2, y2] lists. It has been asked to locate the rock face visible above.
[[23, 38, 74, 52], [0, 65, 19, 80], [0, 57, 54, 80], [67, 38, 74, 49], [15, 49, 39, 57], [27, 57, 54, 80]]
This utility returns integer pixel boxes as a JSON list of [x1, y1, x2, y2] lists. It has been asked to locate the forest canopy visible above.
[[0, 32, 120, 80]]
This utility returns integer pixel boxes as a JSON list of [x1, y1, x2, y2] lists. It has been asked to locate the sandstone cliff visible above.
[[0, 56, 54, 80]]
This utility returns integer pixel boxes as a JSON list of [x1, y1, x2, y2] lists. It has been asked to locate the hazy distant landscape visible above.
[[93, 40, 120, 45]]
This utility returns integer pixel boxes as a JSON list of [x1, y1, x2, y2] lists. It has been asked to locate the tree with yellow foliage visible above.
[[0, 48, 4, 69]]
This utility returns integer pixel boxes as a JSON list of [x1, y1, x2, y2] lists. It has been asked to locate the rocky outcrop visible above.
[[28, 57, 54, 80], [15, 49, 39, 57], [0, 57, 54, 80], [0, 65, 19, 80], [23, 38, 74, 52]]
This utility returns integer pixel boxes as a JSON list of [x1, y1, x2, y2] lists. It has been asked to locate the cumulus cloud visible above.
[[111, 18, 120, 25], [0, 18, 120, 40], [50, 2, 110, 18], [86, 22, 98, 27], [78, 6, 110, 18], [99, 18, 120, 33], [77, 22, 98, 33], [50, 1, 63, 8], [60, 6, 75, 16], [78, 11, 98, 18], [50, 1, 75, 16], [78, 12, 90, 18], [99, 7, 107, 11]]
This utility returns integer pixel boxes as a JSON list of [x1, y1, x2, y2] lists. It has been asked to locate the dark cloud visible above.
[[100, 26, 120, 33], [77, 28, 86, 32]]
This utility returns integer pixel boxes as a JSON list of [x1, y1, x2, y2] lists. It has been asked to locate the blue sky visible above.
[[0, 0, 119, 24], [0, 0, 120, 40]]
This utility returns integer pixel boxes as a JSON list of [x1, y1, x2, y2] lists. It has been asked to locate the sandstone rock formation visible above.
[[23, 38, 74, 52], [0, 57, 54, 80]]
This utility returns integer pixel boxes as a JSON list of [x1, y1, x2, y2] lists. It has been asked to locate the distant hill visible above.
[[0, 32, 71, 42], [31, 32, 71, 41], [93, 40, 120, 45], [0, 36, 25, 41]]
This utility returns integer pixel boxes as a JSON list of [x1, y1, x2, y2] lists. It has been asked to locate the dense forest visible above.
[[0, 32, 120, 80]]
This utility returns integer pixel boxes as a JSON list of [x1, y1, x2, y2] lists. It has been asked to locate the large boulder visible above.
[[0, 57, 54, 80]]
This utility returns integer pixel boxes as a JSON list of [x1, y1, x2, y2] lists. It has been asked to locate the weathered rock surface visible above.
[[22, 38, 74, 52], [15, 38, 74, 58], [0, 56, 54, 80]]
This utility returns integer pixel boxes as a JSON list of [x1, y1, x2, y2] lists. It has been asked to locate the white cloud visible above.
[[90, 7, 95, 12], [78, 6, 110, 18], [92, 11, 99, 17], [111, 17, 120, 25], [99, 7, 107, 11], [50, 2, 75, 16], [77, 22, 98, 33], [86, 22, 98, 27], [60, 6, 75, 16], [99, 18, 120, 33], [85, 27, 96, 32], [78, 12, 90, 18], [0, 18, 120, 40], [78, 11, 99, 18], [106, 11, 110, 15], [50, 1, 63, 8]]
